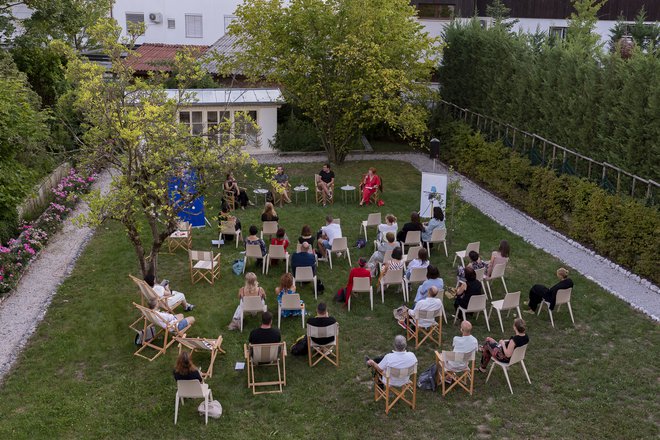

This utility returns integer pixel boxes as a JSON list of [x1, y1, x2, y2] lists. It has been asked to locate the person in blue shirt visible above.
[[291, 241, 317, 275], [414, 265, 444, 303]]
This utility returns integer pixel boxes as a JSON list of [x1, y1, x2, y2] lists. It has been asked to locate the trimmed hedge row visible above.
[[439, 121, 660, 285]]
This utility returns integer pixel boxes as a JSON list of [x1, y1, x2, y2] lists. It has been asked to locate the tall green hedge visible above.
[[438, 120, 660, 284], [439, 20, 660, 182]]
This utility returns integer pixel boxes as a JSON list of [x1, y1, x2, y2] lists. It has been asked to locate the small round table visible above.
[[340, 185, 356, 204], [253, 188, 269, 205], [293, 185, 309, 204]]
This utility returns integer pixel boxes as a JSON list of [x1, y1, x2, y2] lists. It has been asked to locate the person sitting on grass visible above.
[[317, 215, 342, 260], [245, 225, 267, 264], [291, 242, 317, 276], [173, 351, 202, 382], [144, 274, 195, 311], [307, 302, 337, 345], [276, 273, 304, 318], [368, 232, 399, 277], [525, 267, 573, 314], [479, 318, 528, 373], [366, 335, 418, 388], [248, 311, 281, 345], [457, 250, 488, 282], [228, 272, 267, 331], [405, 247, 430, 280], [148, 298, 195, 333], [439, 320, 478, 383], [414, 265, 443, 303]]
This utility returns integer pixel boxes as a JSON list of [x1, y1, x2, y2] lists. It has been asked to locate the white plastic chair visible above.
[[266, 244, 289, 274], [348, 276, 373, 311], [379, 249, 394, 273], [360, 213, 382, 241], [380, 267, 408, 303], [400, 230, 422, 252], [294, 266, 317, 299], [426, 228, 448, 257], [404, 246, 421, 268], [174, 380, 213, 425], [244, 244, 266, 274], [327, 237, 351, 269], [219, 221, 241, 249], [454, 241, 480, 267], [404, 267, 427, 295], [486, 344, 531, 394], [489, 291, 522, 333], [538, 288, 574, 328], [278, 293, 305, 329], [484, 261, 509, 299], [260, 221, 278, 240], [241, 296, 266, 332], [453, 293, 490, 331]]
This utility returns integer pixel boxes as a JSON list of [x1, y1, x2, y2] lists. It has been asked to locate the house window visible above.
[[549, 26, 567, 40], [185, 14, 203, 38], [125, 13, 144, 31], [416, 3, 455, 19], [224, 15, 237, 33], [206, 111, 231, 145], [234, 111, 259, 148], [178, 111, 204, 135], [167, 19, 175, 29]]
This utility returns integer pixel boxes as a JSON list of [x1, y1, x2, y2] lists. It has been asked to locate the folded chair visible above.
[[400, 231, 422, 252], [327, 237, 351, 269], [484, 261, 509, 299], [223, 189, 236, 211], [360, 213, 382, 241], [189, 250, 221, 285], [278, 293, 305, 329], [241, 296, 267, 332], [538, 288, 575, 328], [453, 294, 490, 331], [174, 380, 214, 425], [243, 244, 266, 274], [260, 221, 278, 241], [219, 221, 241, 249], [307, 323, 339, 367], [347, 276, 373, 311], [244, 342, 287, 395], [174, 336, 225, 379], [166, 221, 192, 253], [489, 291, 522, 333], [293, 266, 317, 299], [486, 344, 531, 394], [454, 241, 480, 266], [426, 228, 448, 257], [133, 302, 193, 361], [266, 244, 289, 274], [314, 174, 334, 205], [406, 307, 443, 349], [380, 267, 408, 303], [373, 364, 418, 414], [435, 350, 476, 396]]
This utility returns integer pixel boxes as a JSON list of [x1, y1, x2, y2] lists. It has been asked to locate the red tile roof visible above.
[[125, 43, 209, 73]]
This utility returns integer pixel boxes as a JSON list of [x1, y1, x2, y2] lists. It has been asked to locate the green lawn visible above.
[[0, 160, 658, 439]]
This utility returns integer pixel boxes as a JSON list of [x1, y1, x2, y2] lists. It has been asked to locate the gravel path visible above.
[[258, 152, 660, 321], [0, 170, 112, 384]]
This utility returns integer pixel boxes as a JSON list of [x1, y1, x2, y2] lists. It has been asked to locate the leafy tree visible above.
[[227, 0, 438, 163], [68, 19, 258, 277], [609, 8, 660, 55], [567, 0, 605, 52], [485, 0, 518, 31]]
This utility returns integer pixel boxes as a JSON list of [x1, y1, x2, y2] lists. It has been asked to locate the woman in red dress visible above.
[[359, 167, 381, 206]]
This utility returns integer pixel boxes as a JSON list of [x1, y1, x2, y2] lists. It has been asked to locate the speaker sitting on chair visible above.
[[430, 138, 440, 159]]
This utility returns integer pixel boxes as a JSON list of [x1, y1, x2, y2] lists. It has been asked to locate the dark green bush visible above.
[[273, 113, 322, 152]]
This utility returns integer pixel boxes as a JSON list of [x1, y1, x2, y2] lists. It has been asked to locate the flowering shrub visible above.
[[0, 169, 96, 295]]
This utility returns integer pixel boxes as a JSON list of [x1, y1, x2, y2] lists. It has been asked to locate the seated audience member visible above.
[[343, 257, 371, 306], [405, 247, 430, 279], [148, 298, 195, 332], [441, 320, 479, 378], [377, 214, 398, 243], [457, 250, 488, 282], [525, 267, 573, 313], [486, 240, 510, 278], [276, 273, 304, 318], [359, 167, 381, 206], [366, 335, 418, 387], [228, 272, 267, 330], [317, 215, 342, 259], [378, 246, 405, 285], [298, 225, 315, 249], [173, 351, 203, 382], [144, 274, 195, 311], [248, 311, 281, 345], [407, 286, 444, 329], [218, 208, 242, 242], [397, 212, 425, 243], [414, 265, 443, 303], [245, 225, 267, 259], [479, 318, 529, 372], [317, 163, 335, 206], [224, 171, 251, 209], [421, 206, 446, 243], [454, 266, 482, 312], [270, 227, 289, 251], [273, 166, 292, 204], [291, 242, 317, 276], [307, 302, 338, 345], [261, 202, 279, 222], [368, 232, 398, 277]]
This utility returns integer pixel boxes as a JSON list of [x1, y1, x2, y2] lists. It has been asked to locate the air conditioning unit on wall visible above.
[[148, 12, 163, 23]]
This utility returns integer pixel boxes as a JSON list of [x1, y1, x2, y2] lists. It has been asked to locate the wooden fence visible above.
[[440, 100, 658, 204], [17, 162, 72, 221]]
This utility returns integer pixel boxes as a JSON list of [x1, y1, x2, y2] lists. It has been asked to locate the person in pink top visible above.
[[486, 240, 510, 277], [359, 167, 382, 206]]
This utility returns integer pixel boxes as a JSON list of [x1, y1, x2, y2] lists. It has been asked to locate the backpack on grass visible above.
[[134, 325, 156, 345], [417, 362, 438, 391]]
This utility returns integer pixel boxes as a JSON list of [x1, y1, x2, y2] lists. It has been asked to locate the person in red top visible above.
[[270, 227, 289, 251], [359, 167, 381, 206], [344, 257, 371, 306]]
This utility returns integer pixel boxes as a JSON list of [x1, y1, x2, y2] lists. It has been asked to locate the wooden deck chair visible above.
[[174, 336, 225, 379], [453, 294, 490, 331], [189, 250, 221, 285], [241, 296, 267, 332], [404, 246, 421, 268], [314, 174, 334, 205], [400, 231, 422, 252], [128, 274, 181, 331], [486, 344, 531, 394], [243, 244, 266, 274], [359, 174, 383, 205], [489, 291, 522, 333], [307, 323, 339, 367], [260, 221, 278, 241], [133, 302, 192, 361], [271, 182, 290, 207], [219, 221, 241, 249], [174, 380, 214, 425], [454, 241, 480, 266], [266, 244, 289, 274], [404, 267, 428, 295], [373, 364, 418, 414], [435, 350, 476, 396], [294, 266, 317, 299], [380, 267, 408, 303], [278, 293, 305, 328], [538, 288, 575, 328], [223, 189, 236, 211], [426, 228, 448, 257], [244, 342, 287, 395], [405, 307, 443, 349], [348, 276, 373, 311], [360, 213, 382, 241], [327, 237, 351, 269], [166, 221, 192, 253], [484, 261, 509, 299]]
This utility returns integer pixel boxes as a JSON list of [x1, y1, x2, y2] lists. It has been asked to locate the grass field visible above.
[[0, 160, 658, 439]]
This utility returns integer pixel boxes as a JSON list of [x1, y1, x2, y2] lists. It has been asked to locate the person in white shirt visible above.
[[405, 247, 430, 279], [376, 214, 398, 243], [442, 320, 479, 375], [317, 215, 343, 259], [148, 298, 195, 332], [144, 274, 194, 311], [408, 286, 444, 328], [366, 335, 418, 388]]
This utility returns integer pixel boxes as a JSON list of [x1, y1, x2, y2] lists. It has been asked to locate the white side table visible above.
[[253, 188, 269, 205], [293, 185, 309, 204], [340, 185, 356, 204]]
